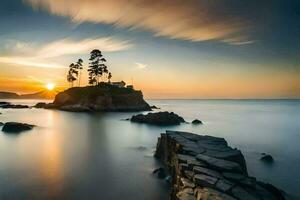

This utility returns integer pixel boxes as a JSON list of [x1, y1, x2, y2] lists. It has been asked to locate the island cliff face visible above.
[[155, 131, 290, 200], [51, 85, 151, 112]]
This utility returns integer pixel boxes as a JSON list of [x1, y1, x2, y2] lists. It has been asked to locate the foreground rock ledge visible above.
[[155, 130, 290, 200]]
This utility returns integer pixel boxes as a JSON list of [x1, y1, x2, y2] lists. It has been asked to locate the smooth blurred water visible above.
[[0, 99, 299, 199]]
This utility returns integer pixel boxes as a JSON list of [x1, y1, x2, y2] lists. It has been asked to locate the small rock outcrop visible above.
[[50, 84, 151, 112], [131, 112, 185, 125], [0, 122, 3, 126], [155, 130, 289, 200], [260, 154, 274, 163], [0, 102, 29, 109], [150, 105, 160, 109], [192, 119, 202, 125], [34, 102, 47, 108], [2, 122, 34, 133]]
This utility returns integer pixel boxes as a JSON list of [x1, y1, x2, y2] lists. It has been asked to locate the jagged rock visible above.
[[193, 174, 218, 187], [196, 154, 243, 173], [2, 122, 34, 133], [260, 154, 274, 163], [193, 166, 223, 179], [131, 112, 185, 125], [192, 119, 202, 125]]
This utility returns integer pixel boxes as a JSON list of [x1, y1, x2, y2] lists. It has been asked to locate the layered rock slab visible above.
[[154, 130, 290, 200]]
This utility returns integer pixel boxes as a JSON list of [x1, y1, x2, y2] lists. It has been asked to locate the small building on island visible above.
[[111, 81, 126, 88], [126, 85, 134, 89]]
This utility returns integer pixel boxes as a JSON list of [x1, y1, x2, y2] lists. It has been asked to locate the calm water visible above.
[[0, 99, 300, 199]]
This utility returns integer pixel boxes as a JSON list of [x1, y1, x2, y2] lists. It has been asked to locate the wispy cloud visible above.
[[26, 0, 254, 45], [37, 37, 132, 58], [135, 62, 147, 69], [0, 37, 132, 68]]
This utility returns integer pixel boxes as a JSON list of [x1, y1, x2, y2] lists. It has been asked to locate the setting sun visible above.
[[46, 83, 55, 91]]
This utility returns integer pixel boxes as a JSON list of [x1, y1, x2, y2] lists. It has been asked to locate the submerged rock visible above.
[[260, 154, 274, 163], [2, 122, 34, 133], [131, 111, 185, 125], [192, 119, 202, 125]]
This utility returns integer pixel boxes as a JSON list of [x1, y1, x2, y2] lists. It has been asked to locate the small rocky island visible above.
[[131, 112, 185, 125], [44, 83, 151, 112], [155, 130, 290, 200]]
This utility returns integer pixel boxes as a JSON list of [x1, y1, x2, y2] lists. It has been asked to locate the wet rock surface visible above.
[[1, 122, 34, 133], [154, 130, 290, 200], [130, 112, 185, 125]]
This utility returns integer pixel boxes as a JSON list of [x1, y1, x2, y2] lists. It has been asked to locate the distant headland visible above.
[[0, 90, 56, 99]]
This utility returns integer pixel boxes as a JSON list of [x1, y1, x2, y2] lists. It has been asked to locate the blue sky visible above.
[[0, 0, 299, 98]]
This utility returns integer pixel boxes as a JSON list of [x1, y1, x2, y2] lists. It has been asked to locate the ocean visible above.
[[0, 99, 299, 199]]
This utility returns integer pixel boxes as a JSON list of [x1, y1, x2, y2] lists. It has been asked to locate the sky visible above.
[[0, 0, 299, 99]]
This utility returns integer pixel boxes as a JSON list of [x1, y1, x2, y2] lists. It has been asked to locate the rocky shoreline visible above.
[[155, 130, 291, 200]]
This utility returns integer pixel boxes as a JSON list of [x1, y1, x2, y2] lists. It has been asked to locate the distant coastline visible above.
[[0, 91, 56, 100]]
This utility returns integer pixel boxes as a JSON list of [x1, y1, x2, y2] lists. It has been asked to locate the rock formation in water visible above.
[[192, 119, 203, 125], [47, 84, 151, 112], [155, 130, 290, 200], [131, 112, 185, 125], [2, 122, 34, 133], [260, 154, 274, 163], [0, 102, 29, 109]]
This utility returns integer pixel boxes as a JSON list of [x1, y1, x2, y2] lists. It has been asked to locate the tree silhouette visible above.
[[88, 49, 108, 85], [74, 58, 83, 86], [108, 72, 112, 83], [67, 63, 78, 87]]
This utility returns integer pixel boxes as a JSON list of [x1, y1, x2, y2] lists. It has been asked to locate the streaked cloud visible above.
[[0, 37, 132, 68], [37, 37, 132, 58], [135, 62, 147, 69], [26, 0, 253, 44]]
